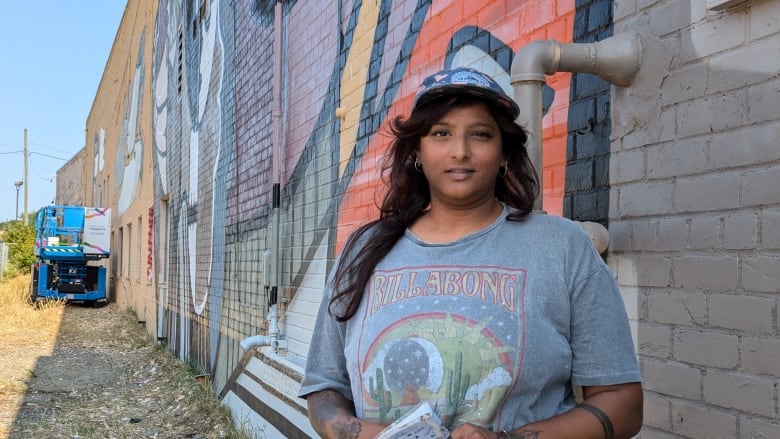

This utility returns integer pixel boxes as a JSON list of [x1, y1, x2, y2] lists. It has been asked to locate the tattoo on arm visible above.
[[332, 418, 362, 439], [307, 390, 361, 438]]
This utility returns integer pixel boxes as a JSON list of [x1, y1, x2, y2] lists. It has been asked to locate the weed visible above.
[[71, 422, 96, 437]]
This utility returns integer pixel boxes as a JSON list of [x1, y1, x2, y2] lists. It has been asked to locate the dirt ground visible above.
[[0, 300, 246, 439]]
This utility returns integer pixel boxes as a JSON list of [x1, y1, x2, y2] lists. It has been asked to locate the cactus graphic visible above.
[[368, 368, 392, 422], [443, 352, 470, 427]]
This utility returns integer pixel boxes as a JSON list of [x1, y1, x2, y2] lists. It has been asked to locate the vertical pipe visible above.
[[513, 81, 545, 212], [511, 34, 642, 253], [268, 1, 283, 340], [511, 40, 558, 213], [272, 2, 282, 185]]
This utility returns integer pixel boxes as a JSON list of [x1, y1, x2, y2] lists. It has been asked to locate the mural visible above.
[[151, 0, 612, 436], [153, 0, 234, 370], [92, 128, 106, 206], [117, 31, 147, 216]]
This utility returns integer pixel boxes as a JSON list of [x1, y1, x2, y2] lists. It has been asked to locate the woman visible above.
[[299, 67, 643, 439]]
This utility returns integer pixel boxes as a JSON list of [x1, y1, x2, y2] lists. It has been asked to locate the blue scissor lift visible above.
[[31, 206, 111, 305]]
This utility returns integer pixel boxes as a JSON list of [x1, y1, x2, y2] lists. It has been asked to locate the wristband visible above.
[[576, 403, 614, 439]]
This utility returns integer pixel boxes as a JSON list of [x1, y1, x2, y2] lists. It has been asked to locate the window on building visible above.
[[126, 223, 132, 278], [117, 227, 124, 277], [137, 216, 142, 281]]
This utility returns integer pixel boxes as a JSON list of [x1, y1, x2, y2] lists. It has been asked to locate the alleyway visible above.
[[0, 276, 247, 439]]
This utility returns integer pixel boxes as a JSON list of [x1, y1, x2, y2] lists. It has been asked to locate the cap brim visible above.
[[413, 84, 519, 120]]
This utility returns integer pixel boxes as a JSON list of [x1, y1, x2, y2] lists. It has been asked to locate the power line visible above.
[[1, 150, 69, 160], [29, 141, 74, 155], [29, 151, 68, 161]]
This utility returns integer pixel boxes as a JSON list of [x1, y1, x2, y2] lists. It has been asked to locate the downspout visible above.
[[241, 1, 286, 354], [511, 33, 642, 253]]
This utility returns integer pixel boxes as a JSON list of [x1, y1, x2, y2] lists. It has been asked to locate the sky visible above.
[[0, 2, 127, 223]]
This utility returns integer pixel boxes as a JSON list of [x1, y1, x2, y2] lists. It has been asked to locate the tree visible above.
[[2, 221, 36, 276]]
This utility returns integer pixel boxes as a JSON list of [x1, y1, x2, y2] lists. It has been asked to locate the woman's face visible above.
[[417, 102, 504, 209]]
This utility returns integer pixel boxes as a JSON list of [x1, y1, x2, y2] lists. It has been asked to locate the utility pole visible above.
[[24, 128, 29, 224]]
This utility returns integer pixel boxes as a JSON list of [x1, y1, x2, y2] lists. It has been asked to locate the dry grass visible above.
[[0, 275, 253, 439], [0, 275, 64, 435], [0, 275, 65, 346]]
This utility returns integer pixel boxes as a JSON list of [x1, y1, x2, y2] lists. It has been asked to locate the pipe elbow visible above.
[[558, 33, 643, 87], [576, 221, 610, 254], [511, 40, 561, 84], [512, 33, 642, 88], [240, 335, 274, 351]]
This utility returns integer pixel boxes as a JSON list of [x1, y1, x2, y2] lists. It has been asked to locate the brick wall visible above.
[[55, 148, 85, 206], [564, 0, 613, 224], [613, 0, 780, 437], [127, 0, 780, 436], [85, 0, 158, 328]]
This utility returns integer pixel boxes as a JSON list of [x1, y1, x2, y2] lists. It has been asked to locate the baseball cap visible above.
[[412, 67, 520, 119]]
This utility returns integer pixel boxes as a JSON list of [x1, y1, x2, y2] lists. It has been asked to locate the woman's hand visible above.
[[449, 423, 502, 439], [304, 389, 388, 439]]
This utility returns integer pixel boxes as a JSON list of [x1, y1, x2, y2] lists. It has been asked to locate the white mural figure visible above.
[[117, 32, 147, 216], [153, 37, 170, 196], [94, 128, 106, 177], [185, 0, 224, 316], [93, 128, 106, 205], [450, 45, 513, 99]]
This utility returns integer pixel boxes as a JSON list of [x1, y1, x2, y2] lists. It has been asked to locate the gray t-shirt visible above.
[[299, 207, 641, 431]]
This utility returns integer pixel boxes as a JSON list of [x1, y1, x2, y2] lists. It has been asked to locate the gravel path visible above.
[[0, 301, 242, 439]]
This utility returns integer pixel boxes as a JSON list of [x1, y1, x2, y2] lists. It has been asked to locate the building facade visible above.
[[55, 147, 86, 206], [83, 0, 159, 329], [68, 0, 779, 437]]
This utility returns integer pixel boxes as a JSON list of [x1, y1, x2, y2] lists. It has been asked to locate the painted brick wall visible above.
[[143, 1, 626, 436], [124, 0, 780, 436], [83, 1, 778, 438], [564, 0, 614, 224], [613, 0, 780, 437]]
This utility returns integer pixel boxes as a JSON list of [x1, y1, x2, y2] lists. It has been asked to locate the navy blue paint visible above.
[[564, 0, 614, 225]]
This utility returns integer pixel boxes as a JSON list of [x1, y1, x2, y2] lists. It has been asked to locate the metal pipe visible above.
[[240, 335, 274, 351], [511, 33, 642, 252], [268, 0, 283, 345], [245, 1, 284, 355]]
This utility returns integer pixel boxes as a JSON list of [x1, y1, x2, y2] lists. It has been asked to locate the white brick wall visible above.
[[703, 370, 774, 417], [614, 0, 780, 436], [671, 400, 737, 439]]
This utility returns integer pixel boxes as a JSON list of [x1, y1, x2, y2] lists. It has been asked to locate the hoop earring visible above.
[[414, 159, 423, 173], [498, 163, 507, 178]]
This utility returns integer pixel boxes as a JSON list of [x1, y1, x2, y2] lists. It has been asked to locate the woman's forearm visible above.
[[305, 389, 388, 439], [503, 383, 643, 439]]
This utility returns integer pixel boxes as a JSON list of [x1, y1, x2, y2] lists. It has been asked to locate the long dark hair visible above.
[[328, 95, 539, 321]]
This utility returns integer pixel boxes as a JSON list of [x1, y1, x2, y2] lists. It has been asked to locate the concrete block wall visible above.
[[613, 0, 780, 437]]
